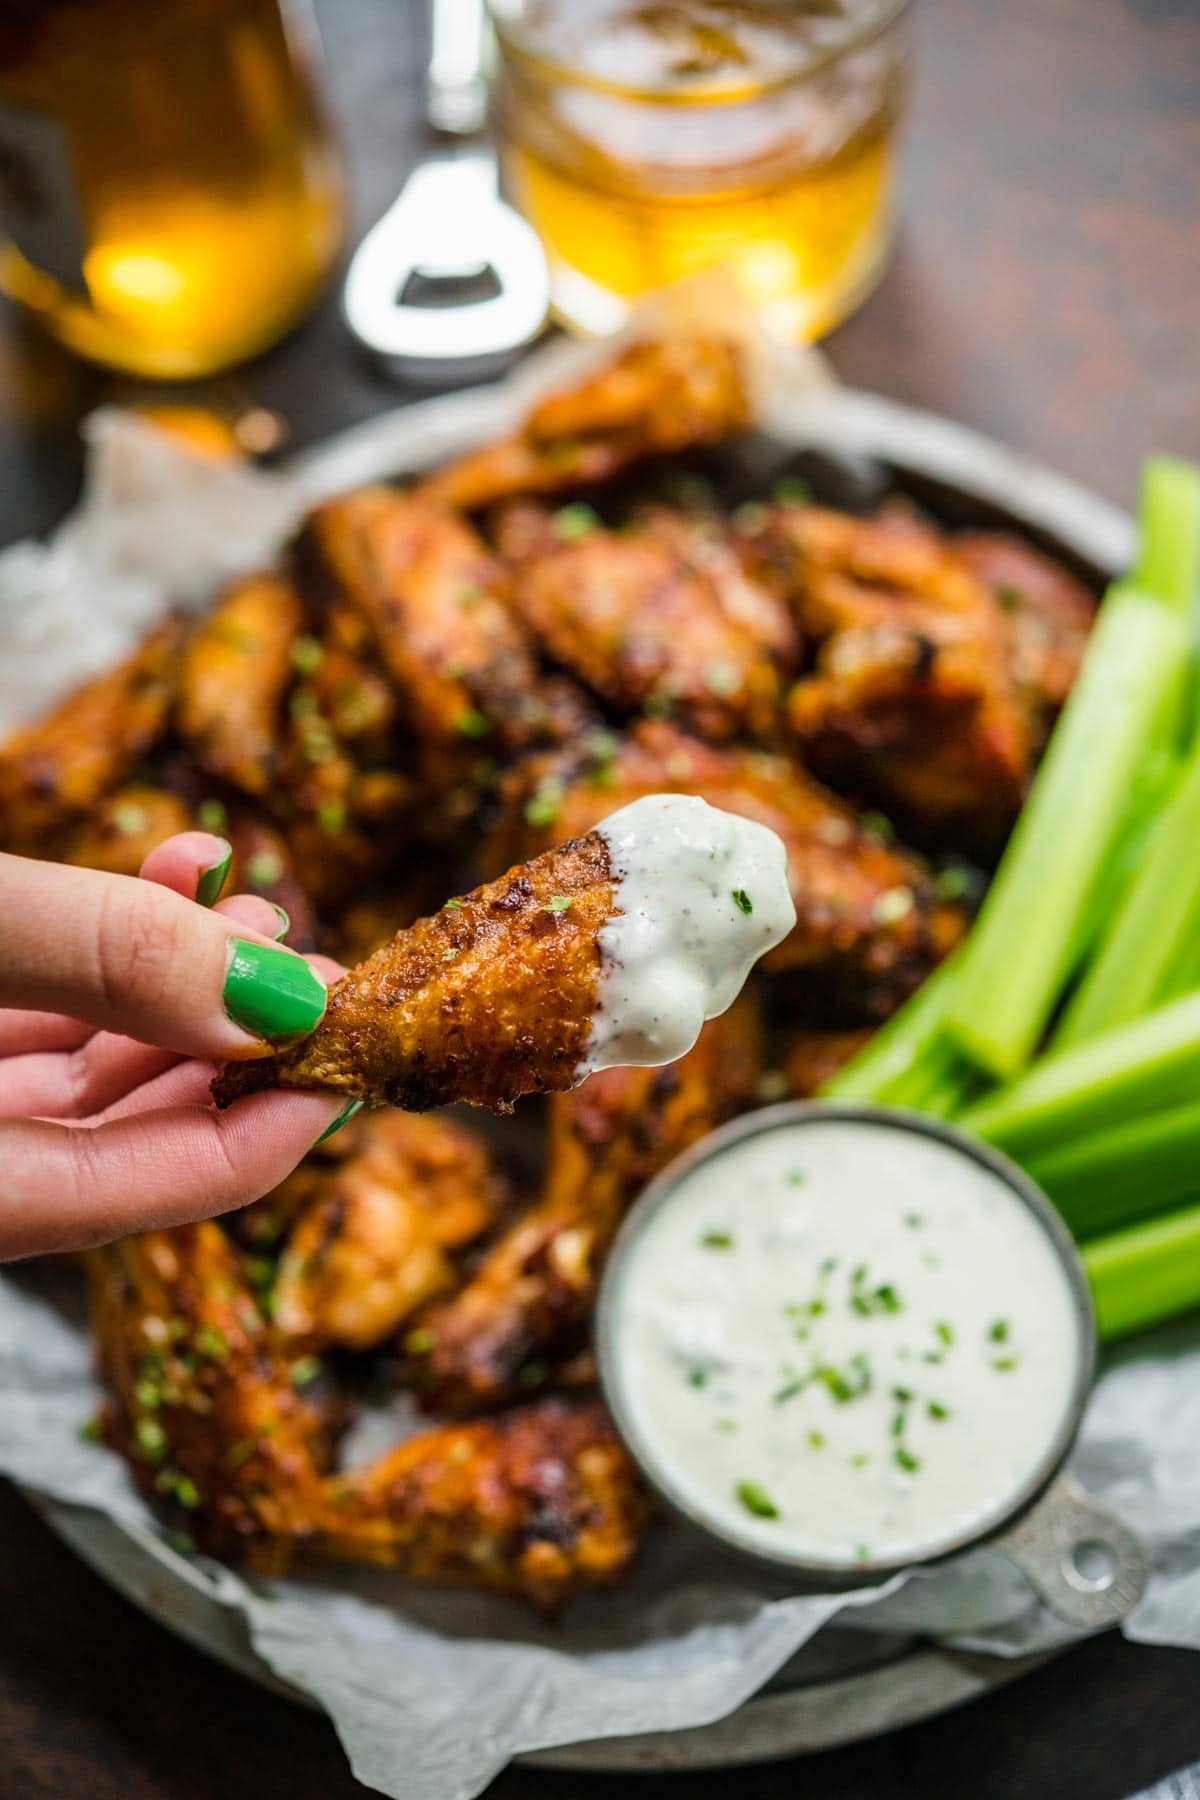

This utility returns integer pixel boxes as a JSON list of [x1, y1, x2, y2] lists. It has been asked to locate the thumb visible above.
[[0, 850, 328, 1063]]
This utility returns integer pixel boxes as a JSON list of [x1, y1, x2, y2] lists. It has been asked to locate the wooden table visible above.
[[1, 1, 1197, 1794]]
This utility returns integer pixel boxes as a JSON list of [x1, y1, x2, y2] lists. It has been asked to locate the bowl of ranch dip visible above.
[[597, 1103, 1148, 1622]]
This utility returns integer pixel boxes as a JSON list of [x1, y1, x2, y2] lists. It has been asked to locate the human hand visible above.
[[0, 833, 352, 1260]]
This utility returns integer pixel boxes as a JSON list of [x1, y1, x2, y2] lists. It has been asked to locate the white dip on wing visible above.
[[582, 793, 796, 1077], [605, 1116, 1085, 1568]]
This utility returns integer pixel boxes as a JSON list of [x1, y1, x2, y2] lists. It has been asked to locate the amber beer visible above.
[[491, 0, 914, 342], [0, 0, 342, 377]]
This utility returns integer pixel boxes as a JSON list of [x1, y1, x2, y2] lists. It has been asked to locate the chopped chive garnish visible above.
[[808, 1431, 826, 1450], [541, 894, 574, 914], [688, 1368, 709, 1388], [290, 635, 323, 674], [988, 1318, 1011, 1342], [736, 1480, 780, 1519], [553, 502, 600, 542], [903, 1212, 924, 1228], [700, 1229, 733, 1249], [927, 1400, 951, 1421], [787, 1170, 806, 1186], [935, 1321, 955, 1347], [404, 1327, 437, 1354], [891, 1386, 914, 1404], [716, 1418, 739, 1434], [773, 1379, 806, 1404], [453, 706, 490, 739], [731, 888, 753, 915], [893, 1446, 921, 1474], [992, 1356, 1018, 1372], [855, 1542, 872, 1561], [443, 897, 465, 910]]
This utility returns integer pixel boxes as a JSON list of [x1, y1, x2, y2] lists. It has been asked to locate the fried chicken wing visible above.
[[271, 1113, 507, 1351], [0, 619, 180, 856], [491, 722, 964, 1017], [405, 995, 762, 1415], [212, 831, 616, 1111], [312, 1395, 648, 1608], [956, 531, 1094, 746], [176, 571, 304, 797], [63, 782, 193, 877], [425, 337, 750, 511], [87, 1223, 332, 1557], [493, 502, 790, 742], [751, 506, 1034, 846], [296, 488, 542, 779]]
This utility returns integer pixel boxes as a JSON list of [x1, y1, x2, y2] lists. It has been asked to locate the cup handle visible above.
[[988, 1472, 1148, 1630]]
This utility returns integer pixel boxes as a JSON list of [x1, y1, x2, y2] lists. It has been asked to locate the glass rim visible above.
[[489, 0, 914, 105]]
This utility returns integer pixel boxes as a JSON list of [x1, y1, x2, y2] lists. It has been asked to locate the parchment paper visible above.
[[2, 285, 1198, 1799]]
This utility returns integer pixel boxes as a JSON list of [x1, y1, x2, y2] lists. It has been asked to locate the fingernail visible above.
[[223, 939, 327, 1041], [196, 841, 233, 908], [269, 903, 291, 941], [316, 1098, 362, 1144]]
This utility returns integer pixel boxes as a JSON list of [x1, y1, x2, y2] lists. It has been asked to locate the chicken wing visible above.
[[403, 995, 762, 1414], [424, 336, 750, 511], [212, 831, 616, 1111], [62, 783, 193, 877], [176, 571, 304, 797], [956, 531, 1094, 748], [750, 506, 1034, 846], [270, 1113, 507, 1351], [87, 1222, 332, 1557], [489, 721, 964, 1018], [493, 501, 791, 742], [0, 619, 180, 856], [781, 1025, 874, 1097], [311, 1395, 649, 1608]]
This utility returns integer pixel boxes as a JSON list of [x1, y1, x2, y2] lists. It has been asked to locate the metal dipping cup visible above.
[[596, 1102, 1148, 1630]]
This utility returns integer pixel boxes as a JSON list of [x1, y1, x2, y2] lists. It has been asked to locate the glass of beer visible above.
[[490, 0, 914, 342], [0, 0, 343, 379]]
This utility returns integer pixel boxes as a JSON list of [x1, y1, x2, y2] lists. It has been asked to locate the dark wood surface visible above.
[[1, 1, 1198, 1796]]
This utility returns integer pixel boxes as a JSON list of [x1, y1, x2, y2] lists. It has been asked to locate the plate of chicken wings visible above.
[[0, 331, 1133, 1762]]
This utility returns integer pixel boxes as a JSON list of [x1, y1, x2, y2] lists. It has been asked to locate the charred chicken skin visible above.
[[423, 336, 750, 511], [403, 995, 762, 1415], [212, 832, 617, 1112]]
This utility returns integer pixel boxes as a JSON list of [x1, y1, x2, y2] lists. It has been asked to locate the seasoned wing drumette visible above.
[[212, 830, 617, 1111], [404, 995, 762, 1415], [87, 1223, 332, 1557], [956, 531, 1094, 747], [0, 619, 180, 856], [750, 506, 1034, 846], [493, 501, 792, 742], [424, 336, 750, 511], [270, 1113, 507, 1351], [312, 1395, 648, 1608], [176, 571, 304, 797], [490, 722, 964, 1017]]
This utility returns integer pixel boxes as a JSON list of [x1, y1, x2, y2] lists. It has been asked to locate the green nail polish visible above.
[[269, 904, 291, 941], [316, 1099, 363, 1144], [196, 841, 232, 908], [223, 939, 327, 1041]]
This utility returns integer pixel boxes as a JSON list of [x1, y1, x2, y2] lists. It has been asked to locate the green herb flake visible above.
[[893, 1445, 921, 1475], [873, 885, 915, 926], [246, 851, 284, 888], [290, 1355, 322, 1388], [443, 897, 465, 910], [861, 810, 895, 844], [113, 802, 147, 836], [454, 706, 490, 739], [935, 864, 973, 902], [195, 1324, 230, 1362], [168, 1532, 197, 1556], [553, 502, 600, 542], [787, 1170, 807, 1187], [731, 888, 753, 915], [991, 1356, 1019, 1372], [716, 1418, 739, 1434], [735, 1479, 780, 1519], [770, 476, 813, 505], [290, 635, 324, 674], [135, 1379, 161, 1411], [316, 796, 347, 835], [891, 1386, 914, 1405], [78, 1415, 103, 1445], [405, 1327, 438, 1355], [850, 1453, 871, 1469], [441, 946, 461, 962], [855, 1542, 872, 1561], [808, 1431, 826, 1450], [524, 775, 565, 830], [927, 1400, 951, 1422], [173, 1474, 201, 1510], [988, 1318, 1011, 1343], [197, 798, 227, 833], [136, 1418, 168, 1463], [542, 894, 574, 914], [903, 1212, 924, 1229], [688, 1368, 709, 1389], [935, 1321, 956, 1348], [773, 1378, 807, 1405], [700, 1229, 734, 1249], [704, 659, 740, 697]]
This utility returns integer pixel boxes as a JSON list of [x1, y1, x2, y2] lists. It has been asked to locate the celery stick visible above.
[[1134, 455, 1200, 609], [961, 988, 1200, 1158], [1027, 1095, 1200, 1238], [819, 953, 961, 1103], [1055, 745, 1200, 1047], [1086, 1203, 1200, 1342], [946, 457, 1200, 1078], [944, 591, 1189, 1077]]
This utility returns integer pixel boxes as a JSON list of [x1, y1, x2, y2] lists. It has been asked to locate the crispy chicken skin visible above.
[[750, 506, 1034, 845], [0, 619, 180, 856], [424, 336, 750, 511], [87, 1223, 332, 1557], [405, 996, 763, 1415], [271, 1113, 507, 1351], [212, 832, 616, 1112], [491, 722, 964, 1016], [494, 502, 789, 743], [311, 1395, 649, 1608], [176, 571, 304, 797], [295, 488, 541, 772], [956, 531, 1094, 745]]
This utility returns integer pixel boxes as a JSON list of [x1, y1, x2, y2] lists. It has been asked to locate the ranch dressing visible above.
[[583, 794, 795, 1076], [604, 1115, 1085, 1568]]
